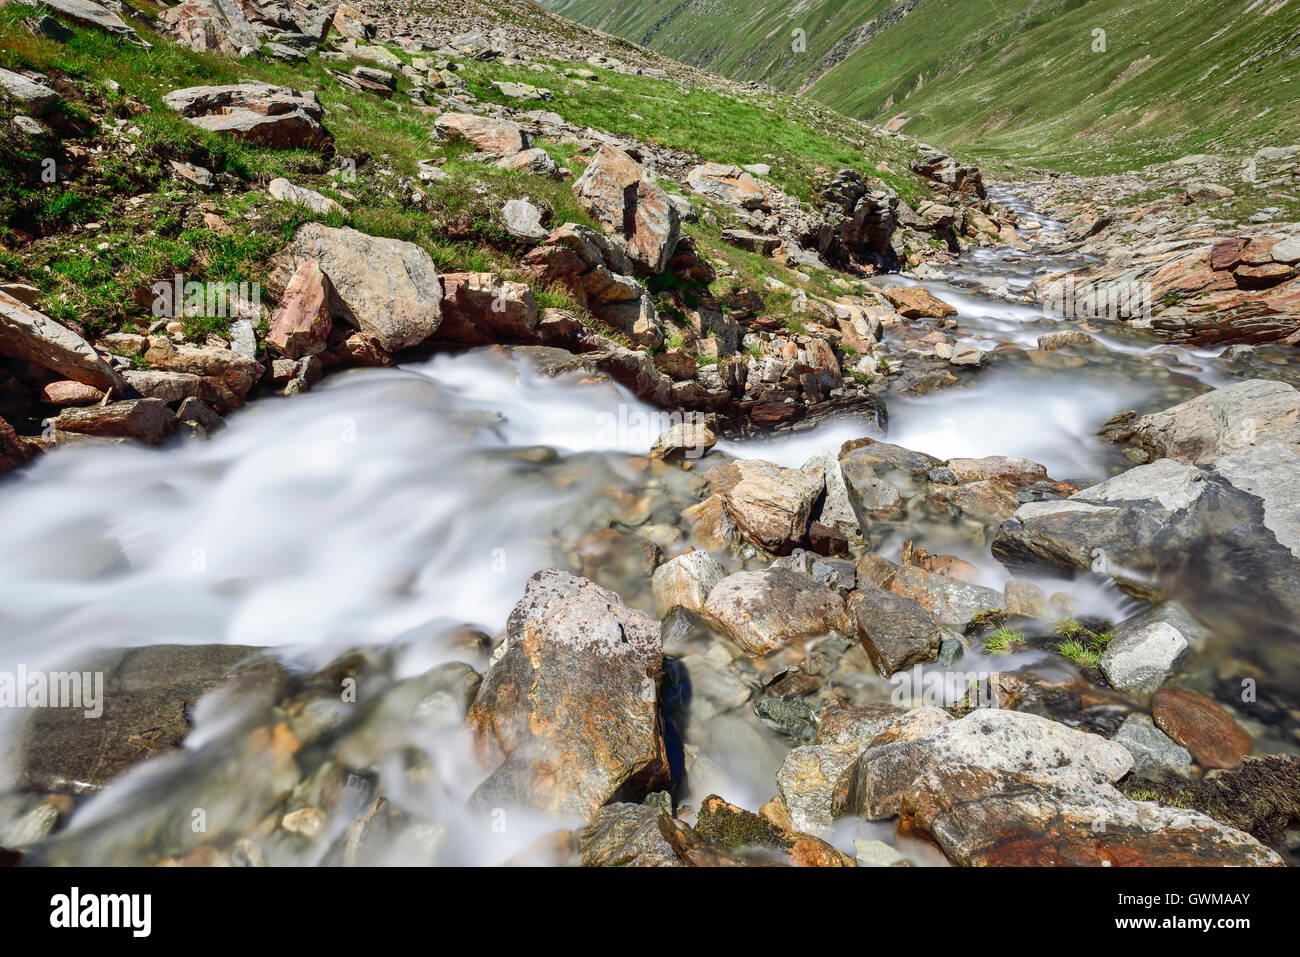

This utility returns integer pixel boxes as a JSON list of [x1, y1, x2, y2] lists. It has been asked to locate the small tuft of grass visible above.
[[1057, 637, 1102, 668], [983, 626, 1024, 656]]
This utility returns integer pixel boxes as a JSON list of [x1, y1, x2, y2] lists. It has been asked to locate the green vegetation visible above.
[[551, 0, 1300, 175], [983, 626, 1023, 655], [1053, 618, 1113, 667]]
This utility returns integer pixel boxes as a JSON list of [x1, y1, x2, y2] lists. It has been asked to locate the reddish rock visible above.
[[807, 522, 848, 557], [433, 113, 526, 155], [883, 286, 957, 319], [1209, 238, 1248, 271], [1, 416, 33, 473], [1152, 688, 1252, 769], [38, 379, 105, 406], [163, 83, 327, 149], [1234, 262, 1294, 289], [437, 273, 539, 344], [572, 145, 680, 275], [268, 258, 351, 359]]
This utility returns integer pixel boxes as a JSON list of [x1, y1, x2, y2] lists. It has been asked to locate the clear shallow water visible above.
[[1, 189, 1293, 863]]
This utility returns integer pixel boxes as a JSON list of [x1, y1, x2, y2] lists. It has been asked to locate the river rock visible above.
[[1099, 601, 1198, 696], [466, 571, 669, 817], [702, 458, 824, 555], [573, 144, 680, 275], [1151, 688, 1252, 769], [433, 113, 526, 155], [13, 644, 282, 793], [993, 446, 1300, 634], [269, 224, 442, 353], [164, 83, 327, 148], [649, 421, 715, 460], [268, 258, 352, 359], [776, 705, 949, 832], [849, 587, 942, 677], [53, 398, 176, 445], [693, 794, 852, 865], [0, 416, 32, 473], [0, 291, 127, 393], [651, 550, 727, 613], [1101, 379, 1300, 465], [801, 450, 861, 538], [1112, 713, 1193, 778], [883, 286, 957, 319], [141, 338, 262, 402], [702, 567, 850, 657], [121, 369, 239, 413]]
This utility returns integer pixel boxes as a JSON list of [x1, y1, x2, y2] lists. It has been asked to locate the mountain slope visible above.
[[544, 0, 1300, 173]]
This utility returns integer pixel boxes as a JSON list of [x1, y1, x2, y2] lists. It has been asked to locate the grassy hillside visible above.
[[544, 0, 1300, 174], [0, 0, 932, 342]]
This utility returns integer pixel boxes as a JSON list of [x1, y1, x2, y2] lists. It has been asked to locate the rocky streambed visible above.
[[1, 194, 1298, 867]]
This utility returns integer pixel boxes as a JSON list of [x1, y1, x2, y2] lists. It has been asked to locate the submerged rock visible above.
[[1151, 687, 1253, 769]]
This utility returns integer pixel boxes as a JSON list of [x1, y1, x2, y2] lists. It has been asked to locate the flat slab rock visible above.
[[12, 644, 284, 794], [1151, 687, 1253, 769], [164, 83, 327, 149]]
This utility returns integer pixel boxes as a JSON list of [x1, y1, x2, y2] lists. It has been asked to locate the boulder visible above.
[[36, 0, 149, 46], [649, 421, 716, 460], [849, 587, 942, 677], [0, 416, 32, 473], [268, 178, 345, 217], [702, 458, 824, 555], [651, 549, 727, 614], [801, 450, 862, 539], [1099, 602, 1198, 696], [776, 705, 950, 832], [164, 83, 327, 149], [433, 113, 526, 155], [12, 644, 282, 793], [573, 145, 680, 274], [436, 273, 538, 345], [840, 709, 1279, 865], [701, 567, 850, 657], [0, 68, 58, 116], [993, 447, 1300, 634], [1151, 688, 1252, 769], [0, 291, 127, 393], [1112, 713, 1193, 778], [53, 398, 175, 445], [495, 148, 564, 179], [500, 198, 548, 240], [141, 338, 263, 403], [882, 286, 957, 319], [268, 224, 442, 353], [158, 0, 262, 57], [1101, 379, 1300, 465], [38, 379, 104, 407], [465, 571, 670, 817]]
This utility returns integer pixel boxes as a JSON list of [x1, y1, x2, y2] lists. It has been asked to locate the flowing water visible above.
[[2, 187, 1295, 863]]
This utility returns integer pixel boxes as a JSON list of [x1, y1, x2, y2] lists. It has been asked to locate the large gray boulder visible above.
[[268, 224, 442, 353]]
